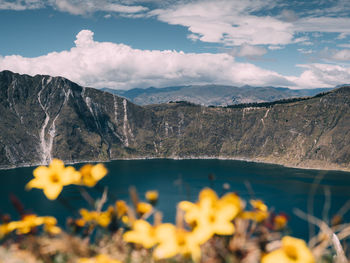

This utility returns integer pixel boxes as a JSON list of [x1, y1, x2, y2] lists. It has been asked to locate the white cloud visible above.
[[297, 48, 313, 54], [231, 43, 267, 58], [293, 17, 350, 34], [0, 0, 148, 14], [288, 63, 350, 88], [149, 1, 350, 48], [1, 30, 350, 90], [150, 0, 294, 46], [338, 44, 350, 48], [331, 49, 350, 61], [52, 0, 148, 15], [337, 33, 347, 40], [0, 0, 44, 10], [0, 30, 293, 89], [268, 45, 284, 50], [319, 47, 350, 62]]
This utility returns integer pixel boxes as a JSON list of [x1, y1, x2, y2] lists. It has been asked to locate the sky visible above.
[[1, 0, 350, 90]]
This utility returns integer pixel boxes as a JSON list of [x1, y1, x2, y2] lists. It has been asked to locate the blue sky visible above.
[[1, 0, 350, 89]]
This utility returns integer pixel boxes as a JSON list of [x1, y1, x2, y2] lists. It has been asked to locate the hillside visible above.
[[102, 85, 332, 106], [1, 71, 349, 171]]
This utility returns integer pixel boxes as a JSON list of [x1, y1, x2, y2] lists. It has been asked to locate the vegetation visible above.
[[1, 159, 349, 262], [1, 71, 350, 172]]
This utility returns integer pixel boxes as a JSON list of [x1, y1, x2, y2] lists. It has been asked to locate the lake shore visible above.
[[1, 155, 349, 173]]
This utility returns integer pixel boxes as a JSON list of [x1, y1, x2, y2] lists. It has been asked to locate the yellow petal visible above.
[[123, 220, 157, 248], [45, 225, 61, 234], [137, 202, 152, 215], [250, 199, 268, 212], [154, 224, 179, 259], [61, 166, 81, 185], [212, 221, 235, 235], [199, 188, 218, 203], [91, 163, 107, 182], [145, 190, 158, 202], [49, 159, 65, 172], [43, 184, 63, 200], [262, 249, 292, 263], [282, 236, 315, 263]]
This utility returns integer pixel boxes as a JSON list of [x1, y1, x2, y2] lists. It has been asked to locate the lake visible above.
[[1, 159, 350, 240]]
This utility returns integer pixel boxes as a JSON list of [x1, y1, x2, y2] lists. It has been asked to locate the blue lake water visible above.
[[1, 159, 350, 240]]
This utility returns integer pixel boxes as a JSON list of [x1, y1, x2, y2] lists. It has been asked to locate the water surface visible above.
[[1, 159, 350, 239]]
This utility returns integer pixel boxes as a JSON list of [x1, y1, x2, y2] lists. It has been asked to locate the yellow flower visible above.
[[154, 223, 201, 262], [179, 188, 241, 244], [262, 236, 315, 263], [75, 218, 86, 227], [121, 215, 130, 225], [145, 190, 159, 204], [273, 214, 288, 230], [123, 220, 158, 248], [136, 202, 153, 216], [115, 200, 128, 218], [79, 209, 112, 227], [43, 216, 61, 235], [240, 199, 269, 222], [80, 163, 108, 187], [26, 159, 81, 200], [12, 214, 45, 234], [1, 215, 61, 236], [0, 222, 17, 238], [241, 211, 269, 222], [78, 254, 121, 263]]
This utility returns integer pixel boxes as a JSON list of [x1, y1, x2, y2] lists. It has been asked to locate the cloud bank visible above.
[[0, 30, 293, 89], [1, 30, 350, 89]]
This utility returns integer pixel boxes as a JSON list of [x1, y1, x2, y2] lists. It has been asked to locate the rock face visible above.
[[103, 85, 332, 106], [1, 71, 350, 171]]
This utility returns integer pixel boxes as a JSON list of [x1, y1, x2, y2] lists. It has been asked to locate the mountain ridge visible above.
[[1, 70, 349, 171], [102, 85, 333, 106]]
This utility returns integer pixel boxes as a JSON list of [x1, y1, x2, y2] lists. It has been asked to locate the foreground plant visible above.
[[1, 159, 349, 263]]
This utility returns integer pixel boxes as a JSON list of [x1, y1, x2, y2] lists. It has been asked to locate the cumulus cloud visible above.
[[1, 30, 350, 89], [0, 30, 294, 89], [290, 63, 350, 88]]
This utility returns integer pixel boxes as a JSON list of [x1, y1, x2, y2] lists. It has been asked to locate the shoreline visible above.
[[0, 155, 349, 173]]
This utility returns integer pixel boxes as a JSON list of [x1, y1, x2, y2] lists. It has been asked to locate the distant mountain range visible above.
[[1, 70, 350, 171], [102, 85, 333, 106]]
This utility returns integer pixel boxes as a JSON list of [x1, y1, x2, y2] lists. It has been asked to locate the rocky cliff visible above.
[[1, 71, 349, 171]]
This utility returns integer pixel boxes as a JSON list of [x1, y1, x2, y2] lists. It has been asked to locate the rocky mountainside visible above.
[[102, 85, 332, 106], [1, 71, 349, 171]]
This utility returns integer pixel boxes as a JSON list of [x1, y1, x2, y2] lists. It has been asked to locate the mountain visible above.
[[1, 71, 350, 171], [102, 85, 333, 106]]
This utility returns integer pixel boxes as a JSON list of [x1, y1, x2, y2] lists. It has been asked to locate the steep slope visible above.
[[0, 71, 349, 171], [103, 85, 332, 106], [0, 71, 153, 167]]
